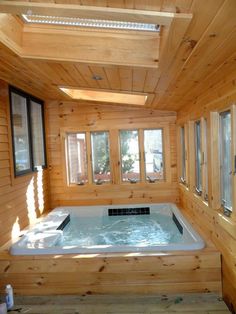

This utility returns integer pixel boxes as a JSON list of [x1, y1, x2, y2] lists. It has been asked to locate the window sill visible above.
[[179, 182, 189, 191], [217, 212, 236, 240], [67, 181, 169, 189]]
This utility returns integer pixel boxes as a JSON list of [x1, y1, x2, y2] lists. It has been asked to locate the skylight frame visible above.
[[59, 87, 148, 106], [21, 14, 160, 32]]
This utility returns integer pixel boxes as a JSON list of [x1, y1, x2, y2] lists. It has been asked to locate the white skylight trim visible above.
[[22, 14, 160, 32]]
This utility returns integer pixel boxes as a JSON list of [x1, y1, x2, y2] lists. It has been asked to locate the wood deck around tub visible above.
[[0, 210, 222, 296]]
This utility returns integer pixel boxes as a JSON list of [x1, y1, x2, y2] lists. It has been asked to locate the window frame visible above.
[[194, 120, 202, 196], [119, 129, 141, 183], [219, 110, 232, 213], [9, 86, 47, 177], [180, 125, 187, 185], [66, 132, 88, 185], [143, 128, 165, 182], [201, 118, 208, 202], [29, 95, 47, 170], [63, 124, 171, 187], [90, 130, 112, 184]]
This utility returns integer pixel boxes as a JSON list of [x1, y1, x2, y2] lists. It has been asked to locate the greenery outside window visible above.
[[91, 131, 111, 184], [119, 130, 140, 182]]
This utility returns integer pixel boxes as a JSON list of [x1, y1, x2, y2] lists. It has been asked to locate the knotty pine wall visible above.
[[177, 88, 236, 310], [46, 101, 178, 208], [0, 80, 50, 247]]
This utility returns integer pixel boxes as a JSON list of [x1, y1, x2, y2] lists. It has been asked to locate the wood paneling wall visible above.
[[0, 245, 221, 295], [177, 89, 236, 311], [0, 79, 50, 247], [46, 101, 178, 208]]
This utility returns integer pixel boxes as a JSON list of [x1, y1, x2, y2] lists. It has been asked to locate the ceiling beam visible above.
[[0, 1, 192, 26]]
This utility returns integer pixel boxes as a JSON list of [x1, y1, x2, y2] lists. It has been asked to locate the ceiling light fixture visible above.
[[59, 87, 148, 106], [21, 14, 160, 32], [92, 75, 103, 81]]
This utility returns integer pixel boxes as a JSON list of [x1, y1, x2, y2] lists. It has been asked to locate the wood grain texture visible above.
[[0, 227, 221, 295], [0, 80, 50, 247], [0, 1, 233, 112]]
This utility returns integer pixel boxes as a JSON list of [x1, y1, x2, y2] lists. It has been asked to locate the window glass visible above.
[[30, 100, 46, 168], [67, 133, 88, 184], [10, 92, 32, 175], [203, 119, 208, 201], [144, 129, 163, 181], [120, 130, 140, 182], [195, 121, 202, 193], [180, 126, 186, 182], [220, 111, 232, 210], [91, 131, 111, 183]]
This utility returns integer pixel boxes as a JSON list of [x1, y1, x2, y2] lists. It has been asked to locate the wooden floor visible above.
[[9, 293, 230, 313]]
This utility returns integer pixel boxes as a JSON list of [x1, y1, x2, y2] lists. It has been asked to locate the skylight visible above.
[[22, 14, 160, 32], [59, 88, 148, 106]]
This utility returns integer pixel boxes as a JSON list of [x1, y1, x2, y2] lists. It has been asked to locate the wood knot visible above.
[[99, 265, 105, 272]]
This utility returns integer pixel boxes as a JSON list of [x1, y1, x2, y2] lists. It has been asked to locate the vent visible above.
[[108, 207, 150, 216], [57, 214, 70, 230], [172, 213, 183, 234]]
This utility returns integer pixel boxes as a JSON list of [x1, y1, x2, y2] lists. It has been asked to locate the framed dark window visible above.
[[9, 86, 46, 177]]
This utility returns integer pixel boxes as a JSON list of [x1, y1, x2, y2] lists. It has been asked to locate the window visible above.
[[67, 133, 88, 184], [180, 126, 186, 183], [91, 131, 111, 183], [144, 129, 164, 181], [65, 127, 169, 186], [202, 118, 208, 201], [220, 111, 232, 211], [119, 130, 140, 182], [30, 99, 46, 168], [195, 120, 202, 194], [9, 87, 46, 176]]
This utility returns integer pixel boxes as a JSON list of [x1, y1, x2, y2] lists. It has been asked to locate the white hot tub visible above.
[[10, 203, 205, 255]]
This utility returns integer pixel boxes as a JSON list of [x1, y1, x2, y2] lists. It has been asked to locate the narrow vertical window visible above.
[[67, 133, 88, 184], [220, 111, 232, 211], [195, 120, 202, 194], [10, 91, 32, 176], [30, 99, 46, 169], [119, 130, 140, 182], [91, 131, 111, 183], [144, 129, 164, 181], [202, 118, 208, 201], [180, 126, 186, 183]]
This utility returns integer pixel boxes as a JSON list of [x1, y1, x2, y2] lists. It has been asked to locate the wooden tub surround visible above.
[[0, 210, 221, 296]]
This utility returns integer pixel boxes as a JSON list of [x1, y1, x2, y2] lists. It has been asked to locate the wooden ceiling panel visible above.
[[0, 0, 236, 112], [7, 0, 183, 12]]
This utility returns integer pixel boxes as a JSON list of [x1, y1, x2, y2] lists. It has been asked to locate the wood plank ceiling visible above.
[[0, 0, 236, 111]]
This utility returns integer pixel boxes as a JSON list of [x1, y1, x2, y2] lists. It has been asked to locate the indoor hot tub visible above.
[[10, 203, 205, 255]]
